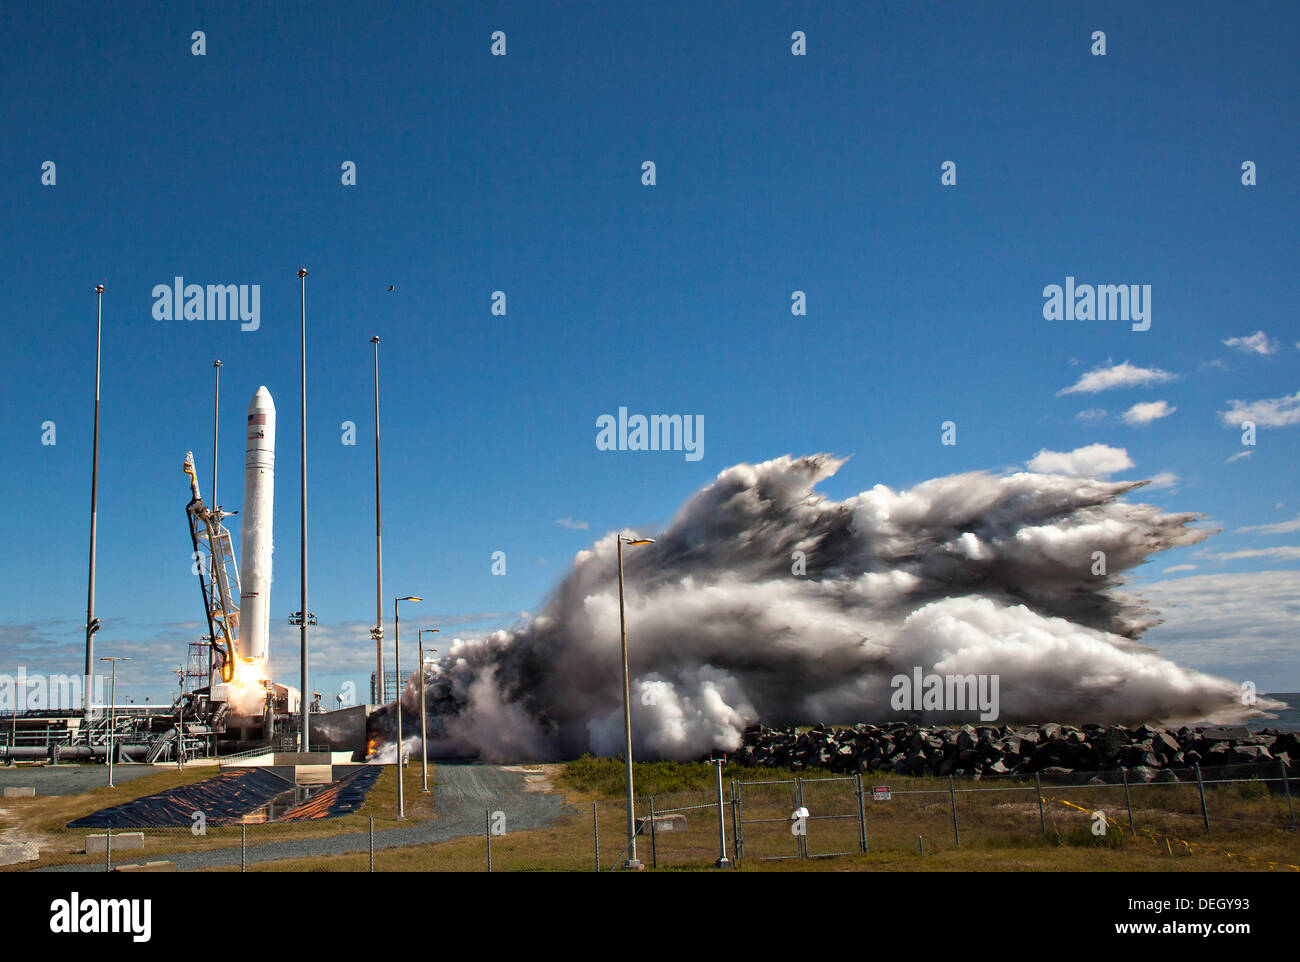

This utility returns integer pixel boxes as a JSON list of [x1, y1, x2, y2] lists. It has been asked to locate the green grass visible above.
[[11, 757, 1300, 873], [233, 757, 1300, 873]]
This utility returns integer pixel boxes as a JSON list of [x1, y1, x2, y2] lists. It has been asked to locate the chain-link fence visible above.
[[2, 760, 1296, 872]]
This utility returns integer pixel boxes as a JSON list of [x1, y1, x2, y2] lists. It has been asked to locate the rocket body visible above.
[[239, 386, 275, 663]]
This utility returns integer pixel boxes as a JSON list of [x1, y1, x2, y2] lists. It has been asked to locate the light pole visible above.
[[418, 629, 439, 793], [617, 534, 655, 870], [211, 359, 222, 505], [84, 284, 105, 734], [370, 336, 384, 705], [297, 266, 310, 753], [708, 756, 731, 867], [394, 596, 421, 818], [100, 656, 128, 787]]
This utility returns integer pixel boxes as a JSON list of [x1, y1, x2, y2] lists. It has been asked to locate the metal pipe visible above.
[[298, 267, 309, 752], [84, 284, 104, 731], [5, 745, 151, 761]]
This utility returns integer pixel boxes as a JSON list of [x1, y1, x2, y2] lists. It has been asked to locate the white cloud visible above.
[[1058, 361, 1176, 396], [1122, 400, 1176, 426], [556, 517, 589, 530], [1238, 514, 1300, 535], [1162, 564, 1198, 573], [1220, 390, 1300, 428], [1226, 451, 1253, 463], [1026, 443, 1134, 478], [1076, 408, 1107, 422], [1222, 331, 1280, 355], [1142, 571, 1300, 689], [1145, 471, 1179, 490], [1199, 546, 1300, 563]]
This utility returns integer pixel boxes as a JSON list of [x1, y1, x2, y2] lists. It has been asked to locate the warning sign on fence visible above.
[[873, 786, 891, 801]]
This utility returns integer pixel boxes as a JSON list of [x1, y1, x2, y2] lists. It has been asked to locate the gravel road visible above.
[[0, 764, 181, 796]]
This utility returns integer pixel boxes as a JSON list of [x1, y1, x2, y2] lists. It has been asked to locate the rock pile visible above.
[[727, 723, 1298, 782]]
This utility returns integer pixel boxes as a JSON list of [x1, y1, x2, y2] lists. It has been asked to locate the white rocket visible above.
[[238, 386, 276, 664]]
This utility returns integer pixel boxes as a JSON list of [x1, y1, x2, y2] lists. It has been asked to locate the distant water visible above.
[[1250, 693, 1300, 732]]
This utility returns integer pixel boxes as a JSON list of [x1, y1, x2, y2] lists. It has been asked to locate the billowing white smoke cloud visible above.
[[371, 455, 1277, 762]]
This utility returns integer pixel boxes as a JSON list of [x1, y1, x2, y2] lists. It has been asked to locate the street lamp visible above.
[[297, 266, 311, 753], [100, 656, 128, 787], [370, 335, 384, 706], [708, 755, 731, 868], [211, 359, 222, 505], [418, 629, 439, 793], [617, 534, 655, 870], [393, 596, 422, 818], [84, 284, 105, 733]]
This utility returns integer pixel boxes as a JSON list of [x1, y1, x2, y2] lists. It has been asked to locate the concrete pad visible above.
[[86, 832, 145, 854], [2, 787, 35, 798], [0, 842, 39, 865], [637, 813, 688, 833], [294, 764, 333, 785], [115, 861, 175, 872]]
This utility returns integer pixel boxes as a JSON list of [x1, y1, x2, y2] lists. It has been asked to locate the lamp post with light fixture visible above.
[[393, 596, 421, 817], [100, 656, 128, 788], [617, 534, 655, 870], [418, 629, 439, 793]]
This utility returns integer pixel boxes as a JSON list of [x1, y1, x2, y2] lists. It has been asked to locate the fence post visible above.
[[733, 780, 743, 862], [369, 815, 374, 872], [1194, 763, 1211, 833], [485, 809, 492, 872], [593, 801, 600, 871], [1121, 767, 1135, 835], [948, 775, 960, 845], [105, 826, 111, 873], [790, 780, 800, 857], [1281, 759, 1296, 829], [1035, 772, 1045, 834], [648, 795, 658, 869], [241, 822, 247, 873], [855, 772, 867, 853]]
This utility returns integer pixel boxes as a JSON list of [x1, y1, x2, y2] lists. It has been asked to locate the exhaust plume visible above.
[[370, 455, 1275, 762]]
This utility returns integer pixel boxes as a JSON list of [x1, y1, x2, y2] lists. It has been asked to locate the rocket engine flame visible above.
[[227, 658, 271, 715], [369, 455, 1279, 762]]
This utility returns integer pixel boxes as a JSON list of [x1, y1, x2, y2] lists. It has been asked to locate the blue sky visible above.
[[1, 1, 1297, 705]]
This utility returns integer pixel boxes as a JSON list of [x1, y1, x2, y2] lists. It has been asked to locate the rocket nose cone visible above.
[[249, 386, 275, 412]]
